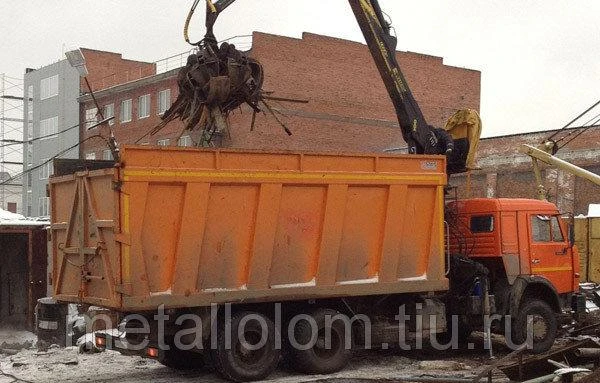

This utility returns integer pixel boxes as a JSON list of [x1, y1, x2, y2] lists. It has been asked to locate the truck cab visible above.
[[447, 198, 582, 352]]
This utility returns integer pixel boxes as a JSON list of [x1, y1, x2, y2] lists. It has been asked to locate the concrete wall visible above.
[[23, 60, 80, 217]]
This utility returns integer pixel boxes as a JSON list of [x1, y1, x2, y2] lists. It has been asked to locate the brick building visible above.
[[80, 32, 481, 157], [450, 126, 600, 215], [22, 48, 153, 216]]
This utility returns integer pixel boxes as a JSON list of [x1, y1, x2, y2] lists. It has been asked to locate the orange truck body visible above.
[[50, 146, 448, 311]]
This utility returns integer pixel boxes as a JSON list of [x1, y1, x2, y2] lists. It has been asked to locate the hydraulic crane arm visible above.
[[520, 144, 600, 201], [347, 0, 427, 153], [187, 0, 481, 174], [348, 0, 481, 174]]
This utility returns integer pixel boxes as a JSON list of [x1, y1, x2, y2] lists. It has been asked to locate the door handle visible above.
[[532, 259, 540, 264], [555, 248, 567, 255]]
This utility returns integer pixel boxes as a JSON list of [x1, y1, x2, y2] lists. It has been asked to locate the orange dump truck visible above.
[[49, 146, 583, 381]]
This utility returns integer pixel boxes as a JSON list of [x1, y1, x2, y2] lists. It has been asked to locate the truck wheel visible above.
[[288, 308, 351, 374], [158, 348, 204, 370], [211, 311, 280, 382], [511, 300, 557, 354]]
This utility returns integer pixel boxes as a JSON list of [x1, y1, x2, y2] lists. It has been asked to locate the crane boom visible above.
[[186, 0, 481, 174], [347, 0, 427, 153], [520, 144, 600, 201]]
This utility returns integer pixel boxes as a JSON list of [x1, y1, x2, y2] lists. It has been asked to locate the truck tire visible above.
[[511, 299, 557, 354], [211, 311, 280, 382], [288, 308, 351, 374], [158, 348, 204, 370]]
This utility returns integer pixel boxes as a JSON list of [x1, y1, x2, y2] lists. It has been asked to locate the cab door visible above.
[[528, 214, 573, 293]]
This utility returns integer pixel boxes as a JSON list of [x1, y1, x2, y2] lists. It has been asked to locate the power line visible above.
[[547, 98, 600, 141], [0, 133, 109, 187], [0, 116, 114, 148]]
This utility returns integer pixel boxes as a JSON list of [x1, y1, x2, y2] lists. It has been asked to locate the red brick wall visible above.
[[81, 31, 481, 156], [81, 48, 156, 92]]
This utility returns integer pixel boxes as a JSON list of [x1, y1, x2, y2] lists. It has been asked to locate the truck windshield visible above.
[[531, 215, 564, 243]]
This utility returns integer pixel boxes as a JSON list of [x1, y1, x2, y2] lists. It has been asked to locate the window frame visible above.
[[40, 75, 59, 100], [39, 158, 52, 180], [157, 89, 171, 115], [178, 135, 192, 147], [120, 99, 132, 123], [39, 116, 58, 139], [470, 215, 494, 233], [138, 94, 151, 119], [38, 196, 50, 217], [530, 215, 565, 243], [104, 103, 115, 126], [85, 107, 98, 130]]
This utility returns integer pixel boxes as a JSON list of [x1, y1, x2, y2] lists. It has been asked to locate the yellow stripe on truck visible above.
[[532, 266, 573, 273], [122, 170, 441, 183]]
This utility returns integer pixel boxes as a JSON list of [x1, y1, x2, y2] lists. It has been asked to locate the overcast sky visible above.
[[1, 0, 600, 139]]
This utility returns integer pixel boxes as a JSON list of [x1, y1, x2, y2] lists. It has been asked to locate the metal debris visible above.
[[149, 41, 265, 146]]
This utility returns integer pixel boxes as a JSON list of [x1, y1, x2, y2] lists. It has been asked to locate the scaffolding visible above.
[[0, 73, 24, 214]]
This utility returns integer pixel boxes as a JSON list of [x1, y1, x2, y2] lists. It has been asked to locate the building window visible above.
[[40, 116, 58, 139], [102, 149, 112, 160], [39, 159, 53, 180], [157, 138, 170, 146], [158, 89, 171, 115], [40, 75, 59, 100], [26, 192, 32, 217], [26, 144, 33, 165], [85, 152, 96, 160], [38, 197, 50, 217], [104, 103, 115, 125], [138, 94, 151, 119], [85, 107, 98, 130], [120, 99, 132, 123], [178, 135, 192, 147]]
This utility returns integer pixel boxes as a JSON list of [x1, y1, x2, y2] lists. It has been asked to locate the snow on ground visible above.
[[0, 329, 37, 350], [0, 343, 497, 383]]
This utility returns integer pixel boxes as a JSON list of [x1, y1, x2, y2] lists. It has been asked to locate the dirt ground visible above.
[[0, 331, 510, 383]]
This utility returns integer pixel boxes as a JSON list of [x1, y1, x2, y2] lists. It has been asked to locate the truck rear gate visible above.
[[50, 146, 447, 311]]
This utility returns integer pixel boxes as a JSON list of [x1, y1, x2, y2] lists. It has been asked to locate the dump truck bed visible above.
[[50, 146, 448, 311]]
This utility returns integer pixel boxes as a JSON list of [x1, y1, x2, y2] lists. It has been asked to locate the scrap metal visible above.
[[148, 0, 292, 146], [148, 38, 267, 146]]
